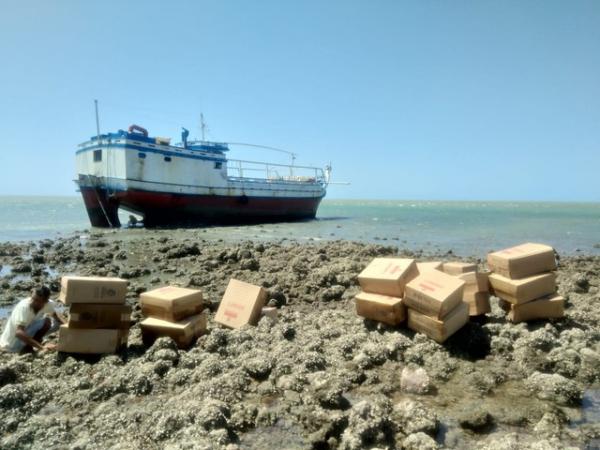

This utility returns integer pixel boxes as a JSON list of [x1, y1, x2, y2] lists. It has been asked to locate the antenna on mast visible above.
[[200, 113, 208, 141], [94, 99, 101, 139]]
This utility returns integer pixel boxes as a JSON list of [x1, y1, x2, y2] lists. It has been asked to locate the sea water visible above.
[[0, 196, 599, 256]]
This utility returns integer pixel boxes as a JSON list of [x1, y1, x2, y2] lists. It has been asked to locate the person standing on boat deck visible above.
[[181, 127, 189, 148], [0, 286, 65, 353]]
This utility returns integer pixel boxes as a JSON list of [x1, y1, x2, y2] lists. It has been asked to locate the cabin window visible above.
[[164, 156, 172, 162], [93, 150, 102, 162], [214, 161, 222, 169], [138, 152, 146, 159]]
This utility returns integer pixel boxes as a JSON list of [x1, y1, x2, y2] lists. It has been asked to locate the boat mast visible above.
[[89, 99, 115, 226]]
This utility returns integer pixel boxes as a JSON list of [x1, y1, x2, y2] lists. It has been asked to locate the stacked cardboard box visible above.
[[488, 243, 563, 323], [354, 258, 418, 325], [58, 276, 130, 354], [442, 262, 478, 276], [404, 270, 468, 342], [456, 270, 491, 316], [139, 286, 206, 349], [498, 294, 564, 322], [416, 261, 443, 275], [215, 279, 268, 329], [355, 291, 405, 325], [140, 315, 207, 349]]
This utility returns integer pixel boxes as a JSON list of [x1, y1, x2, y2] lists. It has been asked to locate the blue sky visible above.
[[0, 0, 599, 201]]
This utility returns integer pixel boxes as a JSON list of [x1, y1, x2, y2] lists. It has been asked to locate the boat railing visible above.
[[226, 158, 325, 184]]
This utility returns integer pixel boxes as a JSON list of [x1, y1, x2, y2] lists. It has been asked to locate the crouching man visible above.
[[0, 286, 65, 353]]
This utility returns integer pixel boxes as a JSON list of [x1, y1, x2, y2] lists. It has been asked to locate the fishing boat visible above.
[[75, 120, 330, 227]]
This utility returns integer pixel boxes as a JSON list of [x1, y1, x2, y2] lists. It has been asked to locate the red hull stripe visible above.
[[80, 186, 323, 225]]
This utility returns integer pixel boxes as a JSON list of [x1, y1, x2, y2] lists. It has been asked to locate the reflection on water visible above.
[[44, 266, 59, 278], [0, 265, 58, 281], [239, 420, 308, 450], [0, 306, 10, 319], [582, 389, 600, 424]]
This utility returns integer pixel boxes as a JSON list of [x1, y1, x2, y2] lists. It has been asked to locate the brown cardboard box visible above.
[[416, 261, 443, 275], [487, 243, 556, 279], [465, 291, 491, 316], [140, 313, 207, 349], [457, 272, 490, 316], [214, 279, 267, 329], [140, 286, 204, 322], [458, 272, 490, 294], [59, 276, 128, 305], [68, 304, 131, 329], [489, 272, 556, 305], [404, 271, 465, 319], [58, 325, 128, 354], [407, 302, 469, 343], [443, 262, 478, 276], [261, 307, 278, 321], [354, 291, 405, 325], [358, 258, 418, 297], [505, 294, 565, 323]]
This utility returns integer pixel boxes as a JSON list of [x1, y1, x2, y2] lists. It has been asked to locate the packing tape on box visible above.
[[70, 313, 130, 321]]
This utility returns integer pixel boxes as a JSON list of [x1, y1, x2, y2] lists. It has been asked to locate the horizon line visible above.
[[0, 194, 599, 205]]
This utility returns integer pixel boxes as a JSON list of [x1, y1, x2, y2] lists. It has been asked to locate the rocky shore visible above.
[[1, 230, 599, 449]]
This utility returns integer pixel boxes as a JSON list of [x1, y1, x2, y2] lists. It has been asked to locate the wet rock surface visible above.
[[0, 232, 599, 449]]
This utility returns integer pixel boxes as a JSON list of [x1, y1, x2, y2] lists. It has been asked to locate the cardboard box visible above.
[[457, 272, 490, 316], [354, 291, 405, 325], [155, 136, 171, 145], [214, 279, 267, 329], [489, 272, 556, 305], [140, 286, 204, 322], [140, 313, 207, 349], [358, 258, 418, 297], [404, 270, 465, 319], [416, 261, 443, 275], [458, 271, 490, 294], [68, 304, 131, 329], [443, 262, 478, 276], [505, 294, 565, 323], [487, 243, 556, 279], [261, 306, 278, 321], [59, 276, 127, 305], [58, 325, 128, 354], [407, 302, 469, 343], [465, 291, 491, 316]]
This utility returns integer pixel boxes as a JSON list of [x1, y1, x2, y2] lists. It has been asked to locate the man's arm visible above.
[[14, 325, 44, 351], [53, 312, 67, 325]]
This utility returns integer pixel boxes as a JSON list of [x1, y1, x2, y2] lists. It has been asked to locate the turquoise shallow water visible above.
[[0, 196, 599, 255]]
